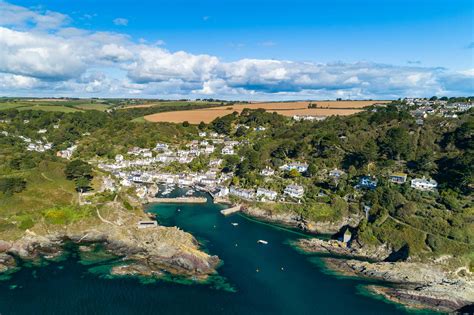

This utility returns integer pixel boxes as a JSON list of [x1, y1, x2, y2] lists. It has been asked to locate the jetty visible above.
[[220, 205, 241, 216], [147, 196, 207, 204]]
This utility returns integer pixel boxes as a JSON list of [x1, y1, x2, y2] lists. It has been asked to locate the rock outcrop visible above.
[[297, 237, 474, 312], [242, 206, 362, 234], [0, 202, 219, 279]]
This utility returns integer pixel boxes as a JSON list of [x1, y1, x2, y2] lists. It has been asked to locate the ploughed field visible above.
[[143, 100, 389, 123]]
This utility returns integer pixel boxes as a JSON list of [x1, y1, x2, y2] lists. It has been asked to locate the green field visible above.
[[122, 100, 222, 109], [17, 105, 83, 112], [0, 99, 114, 112]]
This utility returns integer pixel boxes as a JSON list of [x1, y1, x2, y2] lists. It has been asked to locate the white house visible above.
[[199, 132, 207, 137], [222, 146, 235, 155], [280, 163, 308, 173], [229, 187, 255, 200], [411, 177, 438, 191], [142, 151, 153, 158], [215, 186, 229, 197], [209, 159, 223, 167], [38, 129, 47, 134], [284, 184, 304, 199], [155, 143, 169, 151], [115, 154, 124, 162], [204, 145, 215, 154], [260, 167, 275, 177], [256, 188, 277, 201], [329, 168, 345, 178]]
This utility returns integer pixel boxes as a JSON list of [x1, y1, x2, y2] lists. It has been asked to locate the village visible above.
[[82, 123, 442, 208]]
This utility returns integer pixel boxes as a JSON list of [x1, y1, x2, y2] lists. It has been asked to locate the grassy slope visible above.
[[0, 160, 83, 240]]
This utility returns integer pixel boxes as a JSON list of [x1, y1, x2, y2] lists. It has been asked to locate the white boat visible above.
[[257, 240, 268, 245], [231, 222, 239, 226]]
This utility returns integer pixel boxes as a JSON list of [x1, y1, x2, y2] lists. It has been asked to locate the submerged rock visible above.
[[0, 253, 16, 273]]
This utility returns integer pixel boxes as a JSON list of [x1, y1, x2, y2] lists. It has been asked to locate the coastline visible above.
[[0, 200, 219, 281], [297, 239, 474, 313], [214, 200, 474, 313]]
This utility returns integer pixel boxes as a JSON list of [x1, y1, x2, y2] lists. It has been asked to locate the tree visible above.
[[382, 127, 411, 160], [198, 121, 206, 130], [307, 163, 317, 177], [235, 126, 247, 137], [65, 160, 93, 180], [360, 139, 378, 164], [412, 152, 437, 173], [65, 160, 93, 192], [182, 121, 190, 127]]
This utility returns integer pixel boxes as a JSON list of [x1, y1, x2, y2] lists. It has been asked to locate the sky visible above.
[[0, 0, 473, 100]]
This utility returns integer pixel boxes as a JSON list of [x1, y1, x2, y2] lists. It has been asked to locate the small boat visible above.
[[231, 222, 239, 226], [177, 208, 181, 212], [257, 240, 268, 245]]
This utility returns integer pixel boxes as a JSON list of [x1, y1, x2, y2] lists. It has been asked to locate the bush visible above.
[[0, 177, 26, 195]]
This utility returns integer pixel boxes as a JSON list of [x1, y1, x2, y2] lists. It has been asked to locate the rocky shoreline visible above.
[[235, 204, 474, 312], [298, 238, 474, 313], [241, 206, 361, 234], [0, 202, 219, 281]]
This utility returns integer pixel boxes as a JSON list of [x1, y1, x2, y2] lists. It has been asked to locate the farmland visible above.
[[143, 100, 389, 123]]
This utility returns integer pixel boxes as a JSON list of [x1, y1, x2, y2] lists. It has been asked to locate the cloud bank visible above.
[[0, 1, 472, 99]]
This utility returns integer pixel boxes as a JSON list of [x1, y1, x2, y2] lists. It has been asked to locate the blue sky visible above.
[[0, 0, 472, 99]]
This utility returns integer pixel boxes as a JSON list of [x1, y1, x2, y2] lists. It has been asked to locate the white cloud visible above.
[[0, 27, 85, 80], [113, 18, 128, 26], [0, 1, 472, 99], [0, 1, 70, 29]]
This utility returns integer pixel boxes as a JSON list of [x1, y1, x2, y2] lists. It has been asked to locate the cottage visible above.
[[329, 168, 345, 178], [198, 132, 207, 137], [260, 167, 275, 177], [256, 188, 277, 201], [154, 143, 169, 151], [204, 145, 215, 154], [229, 187, 255, 200], [115, 154, 124, 162], [284, 185, 304, 199], [37, 129, 47, 134], [280, 163, 308, 173], [209, 159, 223, 167], [411, 177, 438, 191], [216, 186, 229, 197], [221, 146, 235, 155], [357, 176, 378, 190], [390, 173, 408, 184]]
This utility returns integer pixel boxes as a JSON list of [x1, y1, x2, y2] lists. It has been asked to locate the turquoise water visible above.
[[0, 191, 438, 314]]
